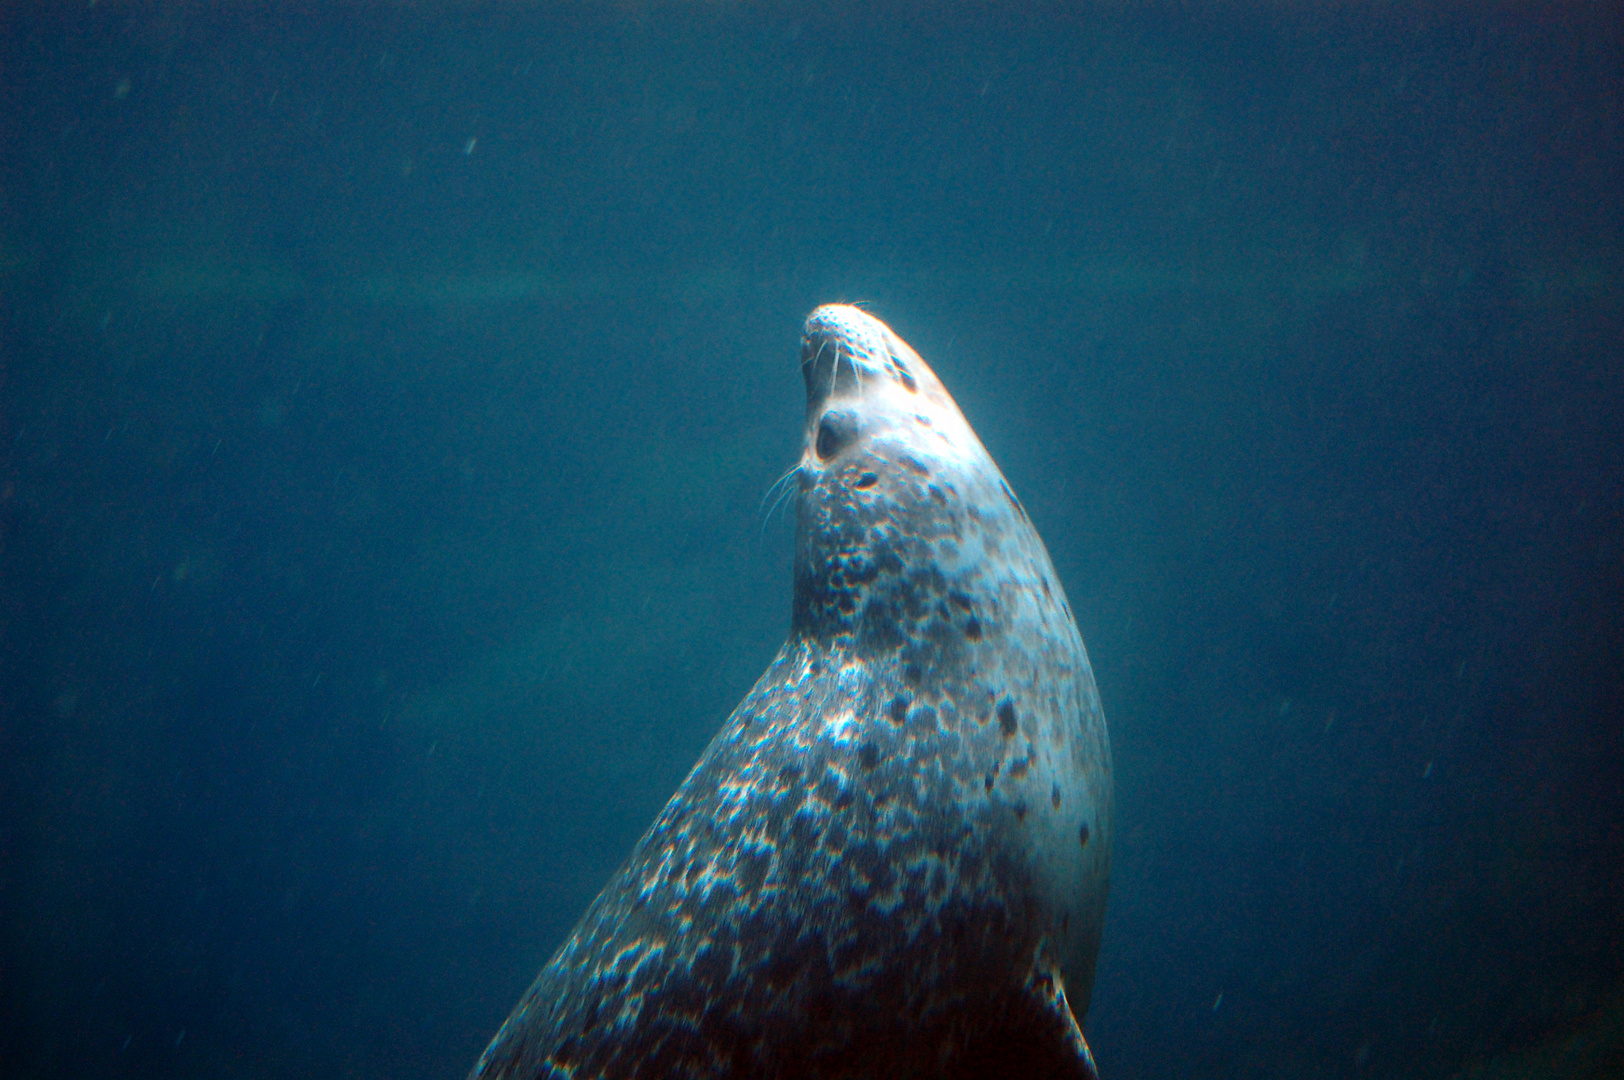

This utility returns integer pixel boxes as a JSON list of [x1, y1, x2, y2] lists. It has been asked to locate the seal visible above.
[[471, 305, 1113, 1080]]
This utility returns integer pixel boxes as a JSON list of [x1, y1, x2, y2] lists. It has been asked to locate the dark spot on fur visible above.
[[853, 472, 879, 489], [1062, 912, 1071, 935], [1000, 479, 1027, 518], [1079, 822, 1091, 847], [903, 664, 922, 686], [1052, 784, 1062, 809], [1014, 803, 1028, 823], [1041, 577, 1053, 598], [948, 591, 974, 612], [858, 743, 879, 770], [964, 617, 982, 641], [888, 695, 910, 726], [997, 700, 1018, 736], [737, 849, 770, 895], [901, 454, 930, 476], [892, 355, 918, 393], [778, 764, 803, 785], [1009, 756, 1031, 779], [984, 774, 994, 792]]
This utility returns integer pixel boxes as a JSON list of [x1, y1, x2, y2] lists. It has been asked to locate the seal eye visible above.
[[815, 410, 858, 460]]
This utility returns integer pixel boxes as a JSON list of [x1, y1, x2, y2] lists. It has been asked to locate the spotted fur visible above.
[[471, 306, 1112, 1080]]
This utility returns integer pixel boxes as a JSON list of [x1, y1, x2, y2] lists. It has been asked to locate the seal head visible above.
[[471, 304, 1113, 1080]]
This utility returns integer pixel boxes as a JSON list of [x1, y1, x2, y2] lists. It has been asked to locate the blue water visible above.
[[2, 4, 1620, 1079]]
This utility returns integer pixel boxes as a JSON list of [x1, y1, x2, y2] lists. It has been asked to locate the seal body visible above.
[[472, 305, 1112, 1080]]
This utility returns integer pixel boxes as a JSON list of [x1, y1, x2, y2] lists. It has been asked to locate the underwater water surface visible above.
[[1, 3, 1621, 1079]]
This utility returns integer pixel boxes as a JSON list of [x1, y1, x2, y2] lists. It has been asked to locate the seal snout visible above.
[[800, 304, 925, 414]]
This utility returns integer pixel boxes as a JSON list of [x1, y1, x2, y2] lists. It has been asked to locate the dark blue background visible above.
[[2, 3, 1620, 1078]]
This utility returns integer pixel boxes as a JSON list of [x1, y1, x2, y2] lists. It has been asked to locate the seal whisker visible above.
[[758, 461, 801, 515], [824, 339, 864, 398], [773, 480, 799, 526], [758, 462, 802, 536], [807, 338, 829, 383]]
